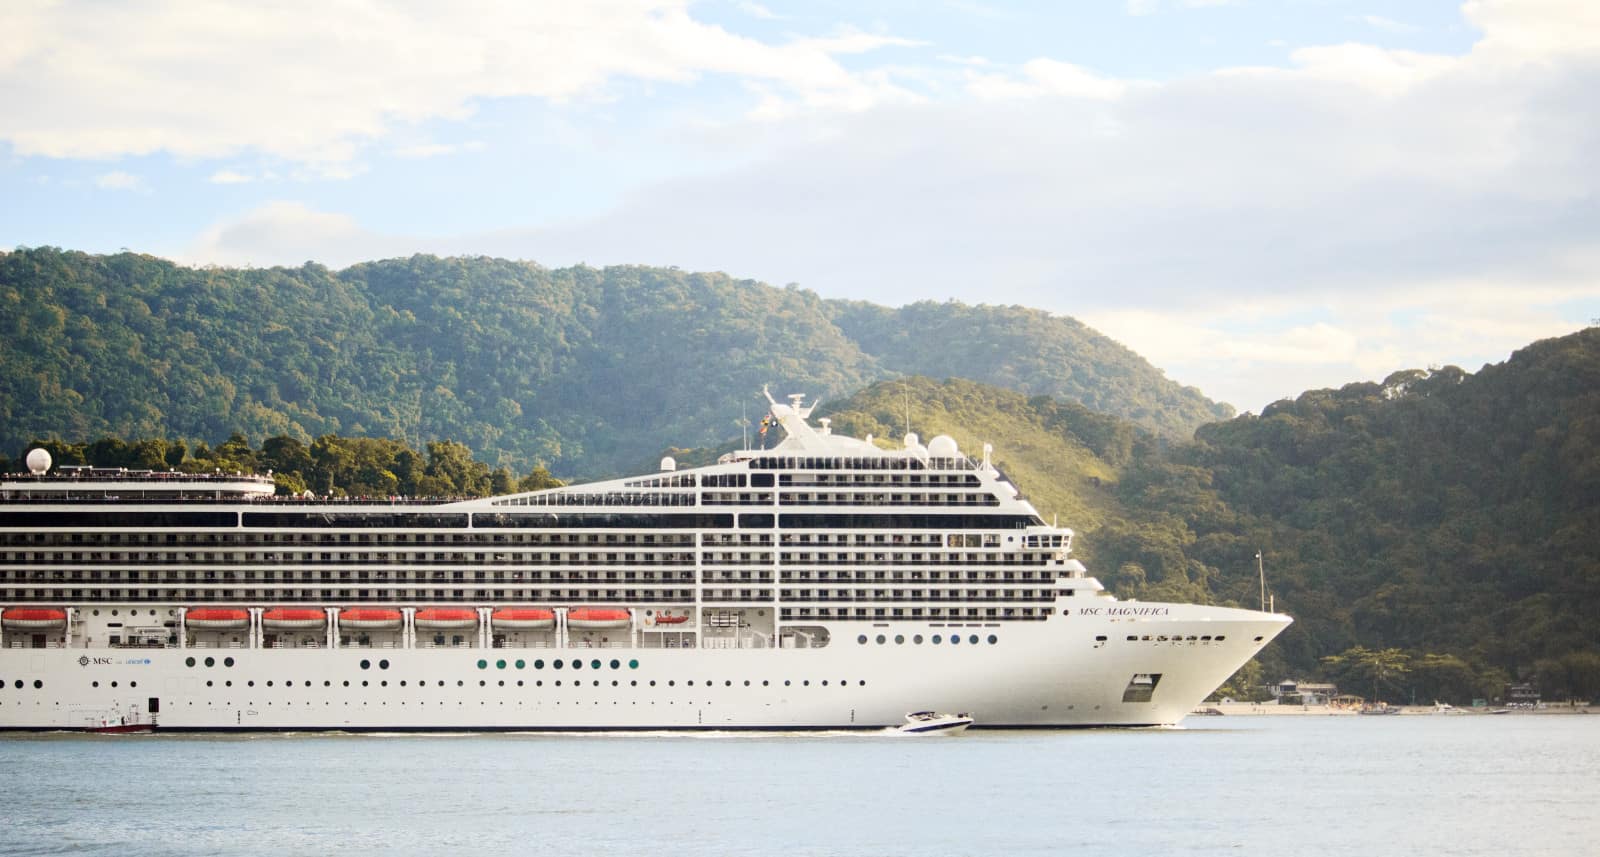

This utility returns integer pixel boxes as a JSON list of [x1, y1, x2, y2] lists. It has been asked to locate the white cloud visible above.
[[736, 2, 780, 20], [392, 141, 487, 159], [184, 201, 416, 268], [0, 0, 922, 165], [208, 170, 253, 184], [94, 171, 144, 191]]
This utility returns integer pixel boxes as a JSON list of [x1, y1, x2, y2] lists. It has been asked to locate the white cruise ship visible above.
[[0, 391, 1290, 731]]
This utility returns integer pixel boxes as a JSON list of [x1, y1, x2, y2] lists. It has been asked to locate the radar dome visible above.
[[659, 456, 677, 472], [928, 435, 959, 458], [903, 432, 920, 449], [25, 448, 52, 475]]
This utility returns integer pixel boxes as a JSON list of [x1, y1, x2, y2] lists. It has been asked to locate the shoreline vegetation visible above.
[[1206, 701, 1595, 717]]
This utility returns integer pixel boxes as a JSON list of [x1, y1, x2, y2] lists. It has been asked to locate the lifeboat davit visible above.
[[2, 607, 67, 629], [185, 607, 249, 630], [338, 607, 402, 630], [651, 612, 689, 626], [261, 607, 326, 629], [414, 607, 477, 629], [491, 608, 555, 630], [567, 607, 630, 630]]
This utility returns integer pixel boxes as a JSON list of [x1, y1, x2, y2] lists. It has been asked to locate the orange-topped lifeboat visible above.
[[414, 607, 477, 629], [2, 607, 67, 629], [185, 607, 249, 630], [338, 608, 402, 630], [491, 608, 555, 630], [567, 607, 630, 630], [261, 607, 326, 629]]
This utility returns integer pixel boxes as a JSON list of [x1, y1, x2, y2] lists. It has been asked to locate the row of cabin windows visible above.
[[0, 532, 697, 547], [3, 568, 1055, 587]]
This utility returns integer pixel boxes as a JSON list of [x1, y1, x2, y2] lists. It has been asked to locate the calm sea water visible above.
[[1, 716, 1595, 856]]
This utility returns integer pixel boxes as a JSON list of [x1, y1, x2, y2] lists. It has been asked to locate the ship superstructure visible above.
[[0, 391, 1289, 731]]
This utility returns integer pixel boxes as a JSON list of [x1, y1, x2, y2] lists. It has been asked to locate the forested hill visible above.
[[0, 248, 1225, 478], [814, 331, 1600, 702]]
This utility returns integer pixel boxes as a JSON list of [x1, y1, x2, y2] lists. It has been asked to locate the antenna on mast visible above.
[[903, 377, 911, 440], [1256, 550, 1266, 613]]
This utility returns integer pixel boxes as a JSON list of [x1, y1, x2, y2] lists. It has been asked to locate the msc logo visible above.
[[76, 656, 113, 667], [78, 656, 89, 667]]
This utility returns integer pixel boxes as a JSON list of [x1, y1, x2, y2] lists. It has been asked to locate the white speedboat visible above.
[[897, 711, 974, 735]]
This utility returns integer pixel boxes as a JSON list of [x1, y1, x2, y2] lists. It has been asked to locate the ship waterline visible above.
[[0, 391, 1289, 730]]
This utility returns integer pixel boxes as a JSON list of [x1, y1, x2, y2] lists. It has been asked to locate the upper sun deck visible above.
[[1, 466, 277, 501]]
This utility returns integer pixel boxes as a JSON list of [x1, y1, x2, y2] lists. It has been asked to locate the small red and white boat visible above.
[[567, 607, 630, 630], [86, 719, 156, 735], [651, 612, 689, 626], [338, 608, 403, 630], [185, 607, 249, 630], [1, 607, 68, 629], [261, 607, 326, 629], [491, 607, 555, 630], [414, 607, 477, 629]]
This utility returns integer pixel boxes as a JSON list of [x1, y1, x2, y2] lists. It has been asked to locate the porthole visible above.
[[203, 656, 215, 667], [573, 660, 584, 671], [609, 659, 620, 670], [92, 681, 99, 688], [224, 657, 235, 667], [875, 634, 886, 644], [34, 679, 42, 689], [932, 635, 942, 644], [628, 659, 639, 669], [516, 660, 526, 670], [360, 660, 371, 670], [207, 681, 213, 687], [591, 660, 602, 670], [822, 680, 828, 686], [185, 657, 196, 668], [266, 680, 274, 687], [895, 635, 905, 644], [969, 635, 979, 645], [379, 659, 390, 670], [987, 635, 997, 645], [914, 635, 924, 644], [535, 659, 546, 669], [553, 659, 563, 670], [858, 635, 868, 645], [951, 636, 960, 645], [477, 659, 488, 670], [496, 660, 506, 670]]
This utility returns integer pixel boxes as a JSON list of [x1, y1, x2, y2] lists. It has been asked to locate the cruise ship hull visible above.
[[1, 607, 1288, 731]]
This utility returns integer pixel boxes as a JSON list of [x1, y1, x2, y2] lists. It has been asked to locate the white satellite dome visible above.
[[659, 456, 677, 472], [927, 435, 959, 458], [25, 448, 52, 475], [903, 432, 920, 449]]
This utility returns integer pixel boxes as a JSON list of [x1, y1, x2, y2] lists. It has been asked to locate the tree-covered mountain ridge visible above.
[[814, 329, 1600, 703], [0, 247, 1229, 478]]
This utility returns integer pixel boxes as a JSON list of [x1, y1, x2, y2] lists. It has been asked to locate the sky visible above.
[[3, 0, 1598, 413]]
